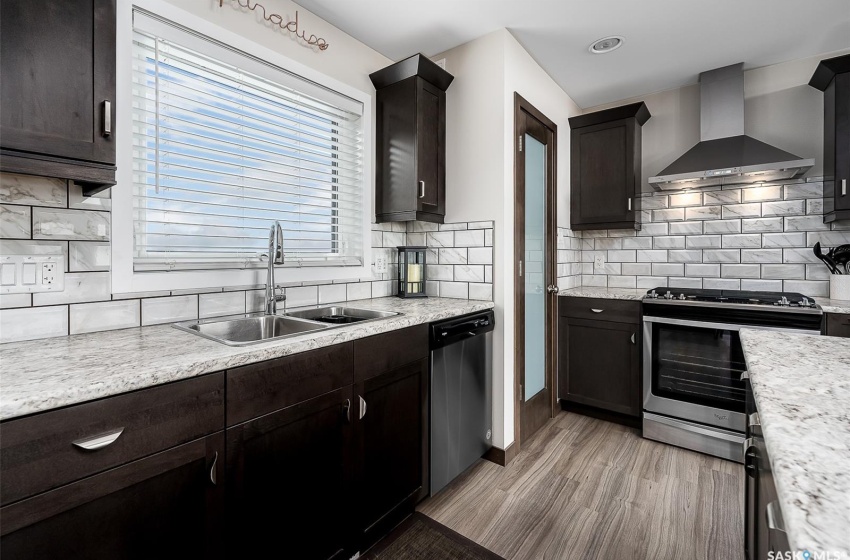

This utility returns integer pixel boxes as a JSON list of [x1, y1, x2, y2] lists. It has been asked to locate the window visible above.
[[130, 10, 364, 272]]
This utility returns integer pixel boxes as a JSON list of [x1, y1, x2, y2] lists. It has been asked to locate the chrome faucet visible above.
[[264, 222, 286, 315]]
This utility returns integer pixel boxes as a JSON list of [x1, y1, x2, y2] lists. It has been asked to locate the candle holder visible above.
[[397, 246, 427, 298]]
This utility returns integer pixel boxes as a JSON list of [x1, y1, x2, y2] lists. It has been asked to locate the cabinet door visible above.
[[561, 317, 640, 416], [571, 119, 636, 227], [415, 78, 445, 215], [356, 357, 429, 547], [0, 432, 224, 560], [834, 73, 850, 213], [826, 313, 850, 338], [226, 386, 354, 560], [0, 0, 115, 164]]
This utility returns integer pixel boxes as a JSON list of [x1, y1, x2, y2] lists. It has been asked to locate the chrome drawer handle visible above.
[[740, 371, 749, 381], [591, 308, 604, 313], [742, 437, 755, 456], [748, 412, 760, 428], [72, 427, 124, 451], [210, 452, 218, 485], [359, 395, 367, 420], [102, 100, 112, 137], [843, 179, 847, 196], [766, 501, 786, 534], [419, 180, 425, 199]]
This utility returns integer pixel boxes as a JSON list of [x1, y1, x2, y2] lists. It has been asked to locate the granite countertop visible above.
[[819, 296, 850, 315], [739, 329, 850, 556], [0, 297, 494, 421], [557, 286, 645, 300]]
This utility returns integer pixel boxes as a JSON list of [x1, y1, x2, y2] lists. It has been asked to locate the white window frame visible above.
[[112, 0, 372, 294]]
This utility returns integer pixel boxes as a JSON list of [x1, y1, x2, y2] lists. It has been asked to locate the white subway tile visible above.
[[607, 250, 637, 262], [704, 190, 742, 205], [686, 236, 721, 249], [636, 250, 668, 262], [33, 209, 110, 240], [782, 248, 819, 264], [468, 283, 492, 301], [0, 205, 31, 238], [622, 263, 652, 276], [595, 263, 621, 275], [703, 278, 741, 290], [784, 216, 829, 232], [427, 264, 454, 281], [595, 238, 623, 250], [741, 218, 783, 233], [652, 208, 685, 222], [783, 280, 829, 297], [607, 275, 637, 288], [652, 263, 684, 277], [467, 221, 494, 229], [721, 204, 761, 219], [741, 249, 782, 263], [669, 277, 703, 289], [721, 234, 761, 249], [581, 275, 607, 287], [0, 293, 31, 309], [721, 264, 761, 279], [742, 185, 782, 202], [69, 241, 110, 271], [685, 206, 722, 221], [703, 220, 741, 234], [607, 229, 638, 238], [439, 222, 467, 231], [805, 264, 830, 280], [0, 173, 67, 207], [762, 233, 806, 248], [142, 295, 198, 326], [407, 221, 439, 232], [668, 250, 703, 263], [70, 300, 140, 334], [761, 200, 805, 217], [439, 248, 467, 264], [283, 285, 319, 308], [485, 229, 493, 247], [318, 283, 347, 304], [784, 183, 822, 200], [199, 291, 246, 318], [640, 196, 669, 210], [440, 281, 469, 298], [346, 282, 372, 301], [406, 233, 426, 246], [0, 305, 68, 343], [467, 247, 492, 265], [762, 264, 805, 280], [685, 264, 720, 277], [636, 276, 668, 289], [246, 290, 265, 312], [33, 271, 111, 306], [622, 237, 653, 249], [653, 236, 685, 249], [371, 280, 393, 298], [454, 265, 485, 282], [383, 232, 406, 247], [426, 232, 453, 247], [703, 250, 741, 263], [741, 279, 782, 292], [454, 230, 485, 247], [638, 223, 668, 236], [669, 193, 703, 207], [806, 231, 850, 246], [669, 221, 703, 235]]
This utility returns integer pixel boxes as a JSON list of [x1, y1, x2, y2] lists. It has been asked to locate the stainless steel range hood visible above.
[[649, 63, 813, 191]]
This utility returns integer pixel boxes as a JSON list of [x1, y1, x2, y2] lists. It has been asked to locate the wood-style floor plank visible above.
[[418, 411, 744, 560]]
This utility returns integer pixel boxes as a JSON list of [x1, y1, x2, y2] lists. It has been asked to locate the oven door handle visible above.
[[642, 315, 819, 336]]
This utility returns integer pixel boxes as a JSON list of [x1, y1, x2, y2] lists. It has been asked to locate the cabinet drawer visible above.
[[353, 325, 429, 382], [0, 373, 224, 506], [560, 297, 641, 324], [227, 343, 353, 426], [826, 313, 850, 338]]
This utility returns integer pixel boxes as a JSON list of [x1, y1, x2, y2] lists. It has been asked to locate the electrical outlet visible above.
[[42, 262, 57, 285], [375, 256, 388, 273], [594, 255, 605, 269]]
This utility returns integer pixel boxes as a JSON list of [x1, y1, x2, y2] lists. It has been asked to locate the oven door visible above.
[[643, 316, 815, 432]]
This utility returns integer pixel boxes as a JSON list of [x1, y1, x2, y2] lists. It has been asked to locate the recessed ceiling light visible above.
[[588, 36, 624, 54]]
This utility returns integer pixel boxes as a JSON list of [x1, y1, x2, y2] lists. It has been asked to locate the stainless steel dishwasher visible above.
[[429, 310, 495, 495]]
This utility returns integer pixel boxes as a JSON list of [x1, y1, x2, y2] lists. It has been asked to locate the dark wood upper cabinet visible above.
[[558, 297, 641, 418], [0, 0, 116, 192], [569, 102, 650, 231], [810, 54, 850, 223], [370, 54, 453, 223], [226, 386, 355, 560]]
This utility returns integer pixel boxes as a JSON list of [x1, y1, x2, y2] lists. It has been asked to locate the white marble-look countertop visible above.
[[558, 286, 645, 300], [740, 329, 850, 557], [819, 297, 850, 315], [0, 297, 494, 421]]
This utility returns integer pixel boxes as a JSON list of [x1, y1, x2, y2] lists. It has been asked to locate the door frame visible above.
[[513, 93, 558, 451]]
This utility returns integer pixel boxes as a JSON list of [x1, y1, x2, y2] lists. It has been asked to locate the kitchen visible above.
[[0, 1, 848, 559]]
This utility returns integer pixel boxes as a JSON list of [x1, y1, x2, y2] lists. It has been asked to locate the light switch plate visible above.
[[0, 254, 65, 294]]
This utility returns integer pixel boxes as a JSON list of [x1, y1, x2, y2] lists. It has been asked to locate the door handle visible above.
[[627, 197, 632, 211], [209, 451, 218, 485], [631, 333, 636, 344], [419, 180, 425, 199], [102, 100, 112, 137], [359, 395, 367, 419], [591, 308, 604, 313], [547, 285, 559, 294], [343, 399, 351, 423], [72, 427, 124, 451], [842, 179, 847, 196]]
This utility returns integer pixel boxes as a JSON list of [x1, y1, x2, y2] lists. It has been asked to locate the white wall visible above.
[[435, 30, 581, 450], [584, 49, 850, 192]]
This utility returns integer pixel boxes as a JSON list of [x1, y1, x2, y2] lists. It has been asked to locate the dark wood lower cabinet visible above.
[[558, 315, 641, 417], [0, 432, 224, 560], [225, 386, 355, 560], [825, 313, 850, 337], [356, 358, 429, 548]]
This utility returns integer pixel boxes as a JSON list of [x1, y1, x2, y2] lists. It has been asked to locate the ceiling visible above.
[[295, 0, 850, 108]]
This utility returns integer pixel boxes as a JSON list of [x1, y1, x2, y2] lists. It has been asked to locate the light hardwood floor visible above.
[[418, 412, 744, 560]]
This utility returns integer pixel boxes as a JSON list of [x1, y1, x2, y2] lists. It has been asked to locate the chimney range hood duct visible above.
[[649, 63, 813, 191]]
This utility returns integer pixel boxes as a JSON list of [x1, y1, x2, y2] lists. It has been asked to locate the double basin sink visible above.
[[173, 306, 400, 346]]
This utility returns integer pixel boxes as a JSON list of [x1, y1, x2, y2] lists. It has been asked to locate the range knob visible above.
[[778, 296, 790, 306], [664, 291, 674, 300], [801, 297, 811, 307], [678, 293, 686, 300], [650, 290, 658, 299]]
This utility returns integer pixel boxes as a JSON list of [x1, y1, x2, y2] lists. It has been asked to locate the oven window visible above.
[[651, 323, 746, 413]]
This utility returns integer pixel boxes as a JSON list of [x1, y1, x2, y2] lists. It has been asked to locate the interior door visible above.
[[515, 94, 558, 445]]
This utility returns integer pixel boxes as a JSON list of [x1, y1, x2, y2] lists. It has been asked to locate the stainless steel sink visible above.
[[285, 306, 400, 324], [173, 313, 331, 346]]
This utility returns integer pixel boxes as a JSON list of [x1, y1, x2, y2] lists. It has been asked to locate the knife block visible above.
[[830, 275, 850, 301]]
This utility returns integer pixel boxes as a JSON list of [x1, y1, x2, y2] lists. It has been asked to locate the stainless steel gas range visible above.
[[641, 288, 822, 463]]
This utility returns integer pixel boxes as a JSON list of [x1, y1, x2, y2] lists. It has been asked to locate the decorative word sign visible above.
[[220, 0, 329, 51]]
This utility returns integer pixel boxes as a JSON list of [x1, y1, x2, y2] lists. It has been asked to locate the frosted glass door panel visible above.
[[524, 133, 546, 400]]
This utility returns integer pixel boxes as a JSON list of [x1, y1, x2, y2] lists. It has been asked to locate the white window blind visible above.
[[131, 10, 364, 272]]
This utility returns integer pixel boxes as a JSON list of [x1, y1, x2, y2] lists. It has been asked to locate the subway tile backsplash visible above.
[[575, 180, 850, 298], [0, 172, 494, 344]]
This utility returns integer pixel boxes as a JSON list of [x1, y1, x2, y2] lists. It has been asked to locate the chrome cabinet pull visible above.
[[209, 451, 218, 485], [102, 100, 112, 137], [748, 412, 760, 428], [843, 179, 847, 196], [740, 371, 749, 381], [743, 437, 757, 478], [742, 437, 755, 456], [627, 197, 632, 211], [343, 399, 351, 423], [631, 333, 636, 344], [591, 308, 604, 313], [72, 427, 124, 451], [419, 180, 425, 199], [766, 501, 786, 533], [359, 395, 367, 420]]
